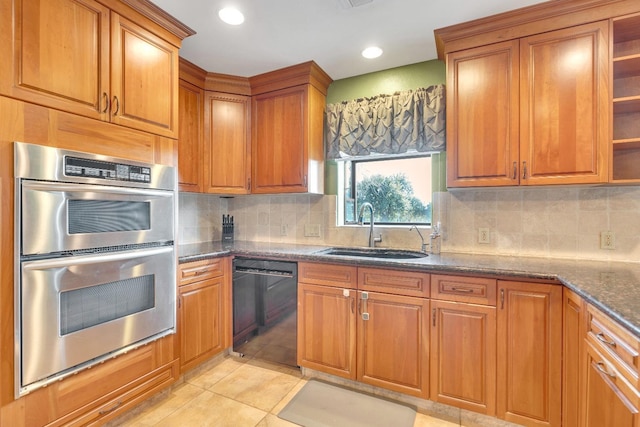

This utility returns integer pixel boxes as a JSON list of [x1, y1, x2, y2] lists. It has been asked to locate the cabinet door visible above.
[[563, 288, 584, 427], [497, 281, 562, 427], [357, 291, 429, 398], [520, 21, 609, 185], [204, 91, 251, 194], [252, 85, 308, 193], [178, 79, 204, 192], [0, 0, 110, 119], [297, 283, 357, 379], [446, 40, 520, 187], [110, 13, 178, 138], [179, 276, 226, 372], [430, 300, 496, 415], [583, 341, 640, 427]]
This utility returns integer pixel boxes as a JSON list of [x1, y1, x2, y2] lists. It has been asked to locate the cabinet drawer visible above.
[[298, 262, 357, 289], [179, 257, 225, 285], [584, 340, 640, 427], [586, 303, 640, 388], [431, 274, 497, 306], [52, 360, 179, 427], [358, 267, 430, 298]]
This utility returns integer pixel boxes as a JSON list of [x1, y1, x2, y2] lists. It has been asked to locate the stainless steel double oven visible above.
[[14, 142, 177, 397]]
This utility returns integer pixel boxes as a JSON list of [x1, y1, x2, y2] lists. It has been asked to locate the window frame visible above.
[[338, 154, 433, 227]]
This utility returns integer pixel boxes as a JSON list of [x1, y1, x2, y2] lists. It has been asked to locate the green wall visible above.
[[325, 59, 446, 194], [326, 60, 445, 104]]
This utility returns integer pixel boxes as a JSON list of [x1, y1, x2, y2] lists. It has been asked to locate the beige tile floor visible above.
[[110, 355, 462, 427], [109, 314, 507, 427]]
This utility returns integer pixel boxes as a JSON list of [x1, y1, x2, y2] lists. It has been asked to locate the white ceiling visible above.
[[150, 0, 547, 81]]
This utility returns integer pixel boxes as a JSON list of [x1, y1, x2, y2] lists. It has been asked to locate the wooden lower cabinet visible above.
[[497, 280, 563, 427], [297, 282, 357, 379], [358, 291, 429, 398], [178, 257, 231, 373], [583, 340, 640, 427], [430, 299, 496, 414], [297, 263, 429, 397], [0, 336, 178, 427], [563, 288, 584, 427]]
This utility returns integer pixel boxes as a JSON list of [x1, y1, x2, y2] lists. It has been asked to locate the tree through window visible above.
[[341, 156, 432, 225]]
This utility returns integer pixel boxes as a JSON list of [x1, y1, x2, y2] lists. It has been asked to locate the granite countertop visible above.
[[179, 241, 640, 339]]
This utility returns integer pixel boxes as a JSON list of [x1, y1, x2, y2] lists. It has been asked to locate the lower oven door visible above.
[[18, 245, 176, 396]]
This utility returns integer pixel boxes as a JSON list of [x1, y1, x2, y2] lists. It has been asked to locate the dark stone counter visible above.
[[179, 241, 640, 339]]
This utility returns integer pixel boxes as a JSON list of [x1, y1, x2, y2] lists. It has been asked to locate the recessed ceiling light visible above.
[[218, 7, 245, 25], [362, 46, 383, 59]]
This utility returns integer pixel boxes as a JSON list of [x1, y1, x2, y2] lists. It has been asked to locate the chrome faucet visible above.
[[409, 224, 428, 253], [358, 202, 382, 247]]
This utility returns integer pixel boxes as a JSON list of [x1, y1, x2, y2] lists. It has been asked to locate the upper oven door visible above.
[[20, 181, 174, 255]]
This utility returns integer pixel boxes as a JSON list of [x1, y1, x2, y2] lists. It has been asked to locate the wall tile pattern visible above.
[[178, 185, 640, 262]]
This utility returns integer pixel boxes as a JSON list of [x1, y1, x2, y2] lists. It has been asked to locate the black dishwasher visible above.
[[232, 258, 298, 365]]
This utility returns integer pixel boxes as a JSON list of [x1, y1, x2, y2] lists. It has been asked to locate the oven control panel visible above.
[[65, 156, 151, 183]]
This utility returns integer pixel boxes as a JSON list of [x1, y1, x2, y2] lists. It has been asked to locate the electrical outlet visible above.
[[478, 228, 490, 244], [280, 224, 288, 236], [600, 231, 615, 250]]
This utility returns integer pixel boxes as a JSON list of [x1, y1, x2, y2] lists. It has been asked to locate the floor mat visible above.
[[278, 379, 416, 427]]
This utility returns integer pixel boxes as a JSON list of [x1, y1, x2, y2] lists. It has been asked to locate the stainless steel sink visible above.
[[314, 247, 428, 259]]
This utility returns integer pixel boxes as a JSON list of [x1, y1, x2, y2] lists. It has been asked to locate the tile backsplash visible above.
[[178, 185, 640, 262]]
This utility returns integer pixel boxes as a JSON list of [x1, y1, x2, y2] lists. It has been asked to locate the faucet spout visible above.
[[358, 202, 382, 247], [409, 224, 428, 253]]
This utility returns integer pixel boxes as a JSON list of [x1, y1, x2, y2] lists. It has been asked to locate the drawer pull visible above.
[[596, 332, 616, 348], [450, 287, 474, 293], [102, 92, 109, 113], [99, 400, 123, 415], [595, 361, 616, 378]]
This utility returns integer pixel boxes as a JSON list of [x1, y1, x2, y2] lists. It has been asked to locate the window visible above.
[[339, 155, 432, 226]]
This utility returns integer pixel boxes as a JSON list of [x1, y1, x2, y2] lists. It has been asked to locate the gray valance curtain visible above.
[[325, 84, 445, 160]]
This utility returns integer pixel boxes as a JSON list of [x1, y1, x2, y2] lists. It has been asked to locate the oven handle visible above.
[[22, 246, 173, 270], [22, 181, 174, 198]]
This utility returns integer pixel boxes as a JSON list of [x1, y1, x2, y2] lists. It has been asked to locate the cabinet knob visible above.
[[522, 161, 528, 180]]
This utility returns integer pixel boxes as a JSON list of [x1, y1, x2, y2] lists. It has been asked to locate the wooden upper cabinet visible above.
[[252, 85, 311, 193], [442, 15, 610, 188], [0, 0, 186, 138], [0, 0, 111, 119], [446, 40, 520, 187], [250, 61, 332, 194], [110, 13, 179, 138], [204, 91, 251, 194], [178, 78, 204, 192], [520, 21, 609, 185]]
